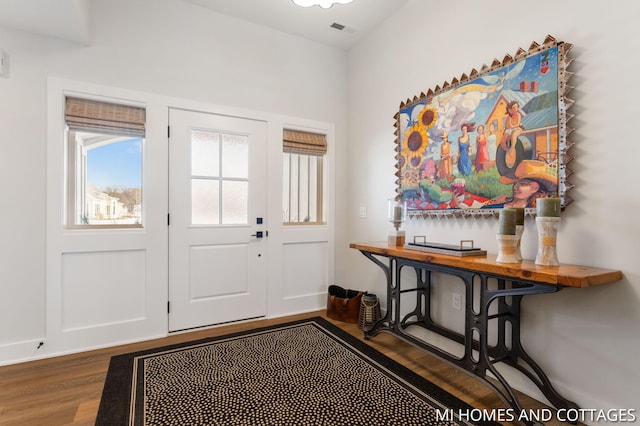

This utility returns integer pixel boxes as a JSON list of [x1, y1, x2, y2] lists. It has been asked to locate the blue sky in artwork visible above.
[[471, 47, 559, 123], [87, 138, 142, 189]]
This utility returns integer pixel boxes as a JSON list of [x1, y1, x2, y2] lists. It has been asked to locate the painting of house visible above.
[[484, 89, 559, 165]]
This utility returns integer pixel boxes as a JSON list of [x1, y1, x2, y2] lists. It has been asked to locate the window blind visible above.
[[283, 129, 326, 156], [65, 97, 146, 137]]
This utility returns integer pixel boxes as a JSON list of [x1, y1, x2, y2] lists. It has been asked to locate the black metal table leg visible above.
[[483, 286, 580, 414], [357, 249, 581, 426]]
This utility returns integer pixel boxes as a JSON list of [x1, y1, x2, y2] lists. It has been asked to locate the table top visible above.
[[350, 242, 623, 288]]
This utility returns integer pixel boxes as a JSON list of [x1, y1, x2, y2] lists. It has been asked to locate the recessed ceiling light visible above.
[[292, 0, 354, 9]]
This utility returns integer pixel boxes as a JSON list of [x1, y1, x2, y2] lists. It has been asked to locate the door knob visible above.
[[251, 231, 264, 238]]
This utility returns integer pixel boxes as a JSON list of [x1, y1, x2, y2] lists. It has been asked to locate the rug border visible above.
[[97, 316, 497, 426]]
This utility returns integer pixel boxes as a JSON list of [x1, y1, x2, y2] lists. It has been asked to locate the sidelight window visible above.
[[64, 97, 145, 228], [282, 129, 327, 225]]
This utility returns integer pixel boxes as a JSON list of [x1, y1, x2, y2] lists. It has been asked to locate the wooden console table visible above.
[[350, 242, 622, 424]]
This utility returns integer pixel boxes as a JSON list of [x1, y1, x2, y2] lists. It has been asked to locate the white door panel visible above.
[[169, 109, 267, 331], [190, 244, 249, 298]]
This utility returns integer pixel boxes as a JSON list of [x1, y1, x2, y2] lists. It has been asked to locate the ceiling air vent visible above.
[[330, 22, 357, 33]]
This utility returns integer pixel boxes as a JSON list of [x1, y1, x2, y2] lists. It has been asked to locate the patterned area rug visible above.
[[97, 317, 494, 425]]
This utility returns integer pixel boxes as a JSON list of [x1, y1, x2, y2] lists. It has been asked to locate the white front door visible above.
[[168, 108, 268, 332]]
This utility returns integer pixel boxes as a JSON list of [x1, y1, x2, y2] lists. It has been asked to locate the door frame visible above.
[[39, 77, 334, 364]]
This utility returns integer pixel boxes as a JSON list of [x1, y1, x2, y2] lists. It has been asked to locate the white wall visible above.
[[345, 0, 640, 418], [0, 0, 348, 362]]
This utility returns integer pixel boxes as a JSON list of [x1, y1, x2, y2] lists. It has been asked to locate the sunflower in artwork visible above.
[[402, 123, 429, 162], [418, 107, 438, 130]]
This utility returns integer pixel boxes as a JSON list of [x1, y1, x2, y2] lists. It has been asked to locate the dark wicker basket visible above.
[[358, 293, 381, 330]]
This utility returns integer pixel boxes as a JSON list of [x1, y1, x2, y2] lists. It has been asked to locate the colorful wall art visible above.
[[394, 36, 574, 217]]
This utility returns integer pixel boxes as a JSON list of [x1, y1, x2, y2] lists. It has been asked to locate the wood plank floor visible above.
[[0, 311, 575, 426]]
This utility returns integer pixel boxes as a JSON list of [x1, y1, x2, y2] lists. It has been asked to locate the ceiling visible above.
[[181, 0, 408, 49], [0, 0, 408, 50]]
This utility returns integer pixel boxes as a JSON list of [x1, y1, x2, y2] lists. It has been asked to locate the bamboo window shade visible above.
[[283, 129, 326, 156], [65, 97, 146, 137]]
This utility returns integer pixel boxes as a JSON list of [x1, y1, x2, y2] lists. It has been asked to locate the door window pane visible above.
[[222, 181, 248, 224], [191, 179, 219, 225], [222, 133, 248, 179], [192, 130, 220, 177]]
